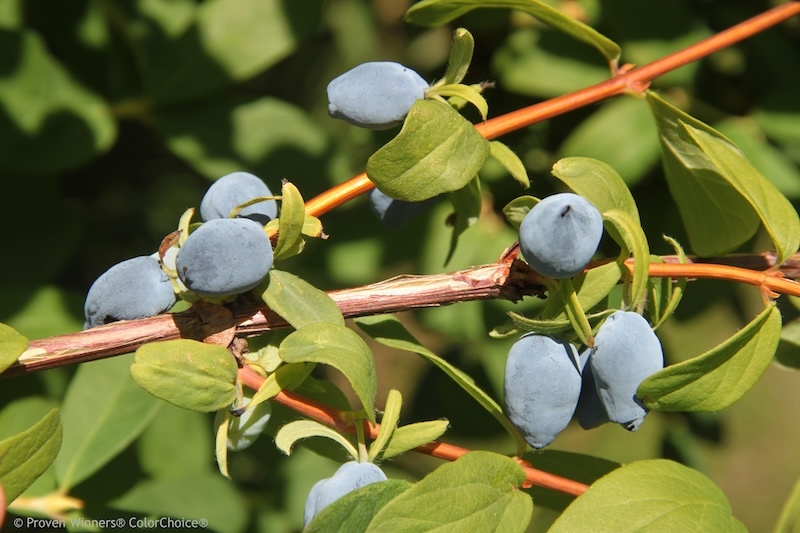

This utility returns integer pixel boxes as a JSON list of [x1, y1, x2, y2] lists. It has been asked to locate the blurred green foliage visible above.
[[1, 0, 799, 531]]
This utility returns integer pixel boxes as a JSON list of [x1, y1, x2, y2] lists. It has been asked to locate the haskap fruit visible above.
[[304, 461, 387, 526], [504, 333, 582, 448], [176, 218, 273, 298], [199, 172, 278, 224], [518, 193, 603, 278], [589, 311, 664, 431], [368, 189, 440, 228], [83, 256, 176, 329], [327, 61, 429, 130]]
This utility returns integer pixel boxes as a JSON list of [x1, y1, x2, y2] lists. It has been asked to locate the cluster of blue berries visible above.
[[504, 312, 664, 449], [504, 193, 663, 447], [83, 172, 277, 328]]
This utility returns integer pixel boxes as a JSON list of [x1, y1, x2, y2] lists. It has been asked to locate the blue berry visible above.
[[83, 256, 176, 329], [304, 461, 387, 526], [369, 189, 440, 228], [200, 172, 277, 224], [519, 193, 603, 278], [575, 349, 610, 430], [589, 311, 664, 431], [176, 218, 273, 298], [504, 334, 582, 448], [327, 62, 429, 130]]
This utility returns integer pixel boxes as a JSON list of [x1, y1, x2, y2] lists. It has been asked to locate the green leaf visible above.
[[367, 451, 532, 533], [0, 408, 61, 503], [275, 419, 359, 460], [501, 309, 614, 337], [541, 261, 623, 319], [550, 459, 746, 532], [428, 84, 488, 120], [247, 362, 314, 412], [56, 355, 162, 491], [138, 404, 212, 480], [490, 141, 530, 189], [0, 322, 27, 374], [775, 474, 800, 533], [262, 269, 345, 329], [368, 390, 403, 462], [551, 156, 640, 225], [445, 176, 482, 265], [502, 195, 539, 230], [405, 0, 620, 65], [131, 340, 238, 413], [683, 123, 800, 264], [306, 479, 413, 533], [382, 420, 450, 460], [603, 209, 649, 310], [273, 181, 307, 260], [639, 305, 781, 411], [366, 99, 490, 202], [0, 28, 116, 175], [280, 323, 377, 423], [440, 28, 474, 86], [355, 315, 526, 454], [648, 91, 761, 257], [110, 474, 248, 533], [558, 97, 661, 186]]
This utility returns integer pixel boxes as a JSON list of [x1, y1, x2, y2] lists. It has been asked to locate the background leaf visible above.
[[550, 459, 746, 532], [131, 340, 238, 413], [55, 355, 162, 491]]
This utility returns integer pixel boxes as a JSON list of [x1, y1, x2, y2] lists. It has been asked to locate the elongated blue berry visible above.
[[304, 461, 387, 526], [200, 172, 277, 224]]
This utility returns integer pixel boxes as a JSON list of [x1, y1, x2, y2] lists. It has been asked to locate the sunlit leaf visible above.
[[0, 322, 27, 374], [0, 408, 61, 503], [262, 269, 344, 329]]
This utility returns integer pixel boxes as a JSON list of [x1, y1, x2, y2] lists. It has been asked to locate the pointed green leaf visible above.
[[440, 28, 474, 86], [603, 209, 649, 310], [0, 408, 61, 503], [551, 156, 640, 225], [366, 99, 490, 202], [639, 305, 781, 411], [56, 355, 162, 491], [355, 315, 526, 453], [490, 141, 530, 189], [280, 323, 376, 423], [648, 91, 761, 257], [550, 460, 745, 532], [503, 195, 539, 230], [367, 451, 532, 533], [648, 236, 688, 330], [429, 84, 488, 120], [262, 269, 344, 329], [306, 479, 413, 533], [131, 340, 238, 413], [110, 474, 248, 533], [0, 322, 27, 374], [275, 420, 359, 461], [214, 410, 231, 478], [382, 420, 450, 460], [683, 123, 800, 264], [368, 390, 403, 462], [503, 309, 614, 337], [247, 362, 314, 412], [405, 0, 620, 65], [273, 181, 307, 260]]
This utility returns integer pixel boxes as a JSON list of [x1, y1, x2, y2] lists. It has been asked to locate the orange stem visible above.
[[237, 366, 589, 497]]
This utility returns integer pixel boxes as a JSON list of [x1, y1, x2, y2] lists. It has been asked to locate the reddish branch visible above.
[[237, 366, 590, 496]]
